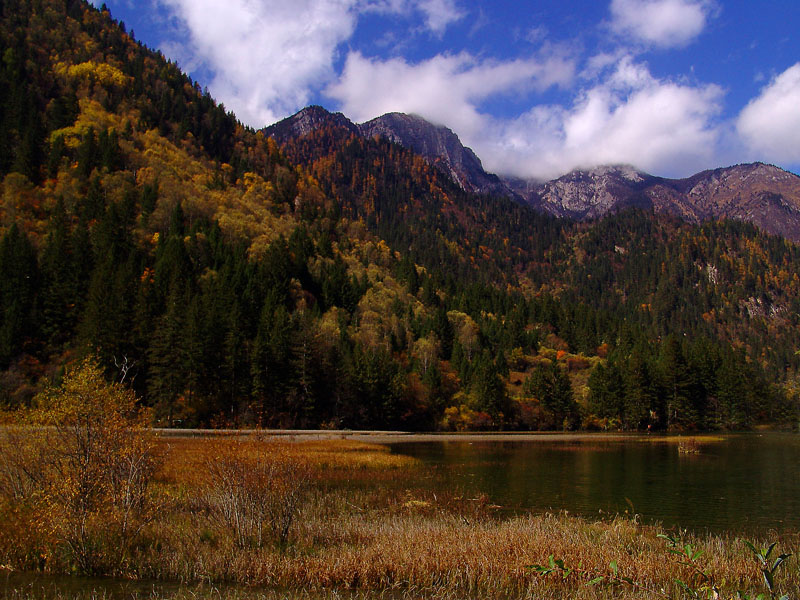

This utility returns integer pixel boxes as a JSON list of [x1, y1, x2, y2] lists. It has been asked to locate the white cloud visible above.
[[480, 57, 724, 179], [328, 52, 724, 180], [326, 48, 576, 138], [143, 0, 771, 180], [609, 0, 711, 48], [154, 0, 465, 127], [157, 0, 360, 126], [737, 63, 800, 164], [525, 26, 549, 45], [415, 0, 464, 35]]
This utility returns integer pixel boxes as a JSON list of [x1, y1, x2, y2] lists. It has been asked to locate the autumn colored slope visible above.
[[0, 0, 798, 431]]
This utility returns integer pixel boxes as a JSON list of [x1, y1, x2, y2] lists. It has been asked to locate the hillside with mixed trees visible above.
[[1, 0, 799, 431]]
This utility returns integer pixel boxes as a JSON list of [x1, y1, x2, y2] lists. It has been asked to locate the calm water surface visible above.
[[389, 433, 800, 533]]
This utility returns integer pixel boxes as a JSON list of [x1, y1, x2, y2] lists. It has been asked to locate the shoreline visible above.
[[156, 428, 739, 444]]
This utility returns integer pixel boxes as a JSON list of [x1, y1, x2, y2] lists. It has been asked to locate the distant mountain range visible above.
[[514, 163, 800, 243], [266, 107, 800, 242]]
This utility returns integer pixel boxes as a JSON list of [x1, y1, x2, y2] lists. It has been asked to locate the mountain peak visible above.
[[358, 112, 509, 194], [586, 164, 646, 182], [359, 112, 452, 142], [266, 105, 359, 142], [514, 165, 656, 220], [266, 107, 514, 197]]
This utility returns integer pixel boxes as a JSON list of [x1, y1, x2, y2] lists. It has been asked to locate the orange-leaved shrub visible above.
[[0, 357, 159, 575]]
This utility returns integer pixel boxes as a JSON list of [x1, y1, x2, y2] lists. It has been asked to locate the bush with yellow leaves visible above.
[[0, 357, 159, 575]]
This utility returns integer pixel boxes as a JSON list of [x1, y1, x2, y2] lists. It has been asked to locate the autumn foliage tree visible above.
[[0, 357, 158, 574]]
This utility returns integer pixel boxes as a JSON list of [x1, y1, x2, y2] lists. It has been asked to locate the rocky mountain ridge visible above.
[[265, 106, 510, 196], [358, 112, 510, 196], [506, 165, 655, 220], [266, 106, 800, 242], [522, 162, 800, 242]]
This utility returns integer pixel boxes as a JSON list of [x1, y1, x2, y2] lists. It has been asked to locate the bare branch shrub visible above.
[[205, 438, 310, 549]]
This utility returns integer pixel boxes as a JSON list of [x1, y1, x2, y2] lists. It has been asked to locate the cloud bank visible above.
[[148, 0, 798, 180], [327, 48, 576, 139], [483, 57, 724, 179], [737, 63, 800, 164], [328, 52, 723, 179], [154, 0, 463, 126]]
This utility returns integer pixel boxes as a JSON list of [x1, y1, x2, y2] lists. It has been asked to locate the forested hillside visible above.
[[1, 0, 798, 431]]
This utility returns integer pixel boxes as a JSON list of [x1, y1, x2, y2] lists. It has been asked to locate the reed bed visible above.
[[1, 433, 798, 599], [137, 508, 792, 598]]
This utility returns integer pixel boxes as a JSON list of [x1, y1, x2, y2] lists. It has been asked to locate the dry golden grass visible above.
[[642, 435, 726, 444], [278, 439, 418, 470], [155, 437, 417, 488], [122, 502, 799, 599]]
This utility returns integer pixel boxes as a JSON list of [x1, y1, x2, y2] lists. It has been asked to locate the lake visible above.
[[389, 433, 800, 533]]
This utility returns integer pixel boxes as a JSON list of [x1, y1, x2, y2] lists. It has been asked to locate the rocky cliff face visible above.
[[266, 107, 513, 197], [506, 165, 656, 219], [664, 163, 800, 242], [358, 113, 510, 196]]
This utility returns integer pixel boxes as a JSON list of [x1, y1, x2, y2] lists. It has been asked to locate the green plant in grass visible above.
[[658, 533, 719, 598], [740, 540, 792, 600], [528, 532, 793, 599], [527, 554, 667, 596]]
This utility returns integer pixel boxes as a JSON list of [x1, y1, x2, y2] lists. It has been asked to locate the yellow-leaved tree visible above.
[[0, 357, 159, 574]]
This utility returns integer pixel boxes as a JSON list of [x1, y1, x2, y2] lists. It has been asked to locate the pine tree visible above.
[[432, 306, 454, 360], [220, 300, 248, 423], [714, 350, 748, 429], [78, 252, 138, 364], [658, 336, 698, 429], [146, 285, 186, 425], [0, 224, 39, 366], [471, 350, 509, 425], [181, 295, 206, 407], [76, 127, 100, 181], [288, 314, 318, 427], [40, 199, 80, 348], [588, 362, 624, 422], [525, 360, 578, 429], [623, 350, 657, 429], [250, 299, 292, 423]]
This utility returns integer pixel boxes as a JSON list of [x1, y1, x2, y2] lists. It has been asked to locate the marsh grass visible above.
[[1, 433, 798, 600], [642, 435, 725, 446]]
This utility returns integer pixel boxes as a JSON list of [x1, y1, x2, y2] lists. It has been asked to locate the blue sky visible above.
[[94, 0, 800, 180]]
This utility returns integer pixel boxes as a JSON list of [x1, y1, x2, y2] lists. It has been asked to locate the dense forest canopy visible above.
[[0, 0, 798, 430]]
